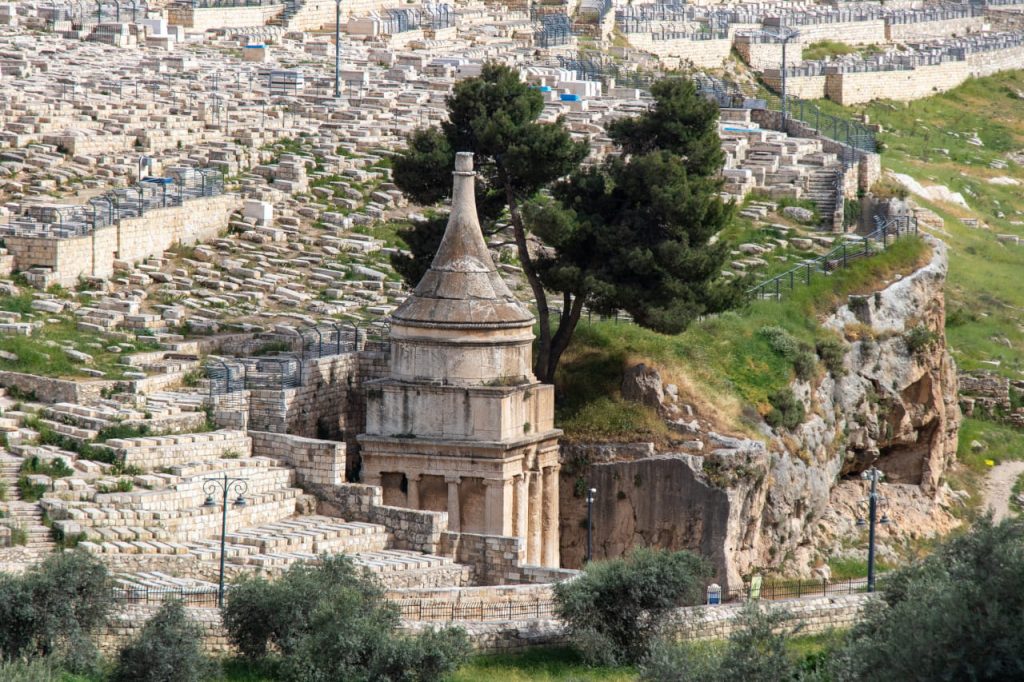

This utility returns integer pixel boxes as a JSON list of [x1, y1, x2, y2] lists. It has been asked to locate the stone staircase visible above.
[[806, 168, 841, 229], [0, 452, 58, 558]]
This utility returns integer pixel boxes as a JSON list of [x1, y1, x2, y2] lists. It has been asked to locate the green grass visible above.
[[0, 309, 157, 380], [446, 647, 637, 682], [827, 557, 893, 580], [556, 236, 928, 440], [947, 417, 1024, 517], [801, 71, 1024, 379], [802, 40, 857, 61], [1011, 471, 1024, 514]]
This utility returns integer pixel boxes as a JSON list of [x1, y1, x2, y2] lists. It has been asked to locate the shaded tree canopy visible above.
[[392, 67, 739, 382]]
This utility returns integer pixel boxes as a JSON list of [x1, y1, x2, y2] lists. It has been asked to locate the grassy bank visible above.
[[556, 235, 929, 441]]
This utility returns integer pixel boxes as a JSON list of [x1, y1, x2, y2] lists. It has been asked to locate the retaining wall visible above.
[[249, 430, 346, 486]]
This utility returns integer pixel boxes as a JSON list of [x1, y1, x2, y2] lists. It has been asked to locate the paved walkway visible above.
[[982, 460, 1024, 522]]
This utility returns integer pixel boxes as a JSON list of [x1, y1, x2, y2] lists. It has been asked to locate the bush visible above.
[[759, 326, 818, 381], [113, 600, 217, 682], [815, 337, 848, 376], [830, 517, 1024, 682], [223, 555, 469, 682], [765, 389, 806, 430], [640, 603, 809, 682], [553, 548, 712, 665], [0, 551, 110, 671], [903, 325, 939, 355]]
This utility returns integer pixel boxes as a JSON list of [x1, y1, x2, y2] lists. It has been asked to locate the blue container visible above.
[[539, 85, 552, 92], [559, 93, 580, 102]]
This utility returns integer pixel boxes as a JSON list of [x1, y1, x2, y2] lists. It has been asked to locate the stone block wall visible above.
[[3, 195, 239, 288], [306, 481, 446, 554], [735, 38, 784, 71], [167, 4, 284, 30], [825, 62, 971, 105], [98, 605, 230, 656], [250, 430, 346, 486], [116, 194, 240, 264], [792, 20, 887, 45], [108, 430, 252, 470], [967, 44, 1024, 77], [400, 593, 875, 654], [0, 370, 115, 404], [761, 72, 827, 100], [885, 16, 986, 41], [626, 34, 732, 69]]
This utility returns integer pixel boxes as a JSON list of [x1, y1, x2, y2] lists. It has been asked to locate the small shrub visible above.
[[759, 326, 818, 381], [554, 548, 712, 665], [0, 478, 7, 502], [816, 337, 848, 376], [765, 389, 806, 430], [640, 603, 802, 682], [903, 325, 939, 355], [17, 476, 47, 502], [8, 523, 28, 546], [112, 600, 217, 682], [21, 456, 73, 479]]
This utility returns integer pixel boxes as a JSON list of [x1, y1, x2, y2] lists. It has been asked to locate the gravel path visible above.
[[982, 460, 1024, 523]]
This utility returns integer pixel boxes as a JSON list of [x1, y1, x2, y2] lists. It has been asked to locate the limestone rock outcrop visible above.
[[560, 236, 961, 587]]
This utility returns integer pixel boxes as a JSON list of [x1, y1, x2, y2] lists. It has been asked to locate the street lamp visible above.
[[203, 473, 248, 607], [855, 467, 890, 593], [745, 26, 800, 127], [585, 487, 596, 563], [335, 0, 342, 98]]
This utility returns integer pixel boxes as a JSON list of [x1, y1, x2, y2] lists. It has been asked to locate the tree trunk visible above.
[[502, 179, 554, 383], [546, 292, 585, 383]]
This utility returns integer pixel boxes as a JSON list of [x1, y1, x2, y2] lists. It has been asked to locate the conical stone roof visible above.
[[391, 152, 535, 330]]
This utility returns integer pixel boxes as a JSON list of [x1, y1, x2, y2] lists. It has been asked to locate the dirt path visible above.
[[982, 461, 1024, 523]]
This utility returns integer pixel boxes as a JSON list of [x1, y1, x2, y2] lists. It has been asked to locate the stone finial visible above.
[[454, 151, 473, 173]]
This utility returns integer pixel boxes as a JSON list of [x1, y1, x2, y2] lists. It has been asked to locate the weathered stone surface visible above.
[[621, 363, 665, 410]]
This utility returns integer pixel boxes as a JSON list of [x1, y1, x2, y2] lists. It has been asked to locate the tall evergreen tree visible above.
[[392, 69, 740, 382]]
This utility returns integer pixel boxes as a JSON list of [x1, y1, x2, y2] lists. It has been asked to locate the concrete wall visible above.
[[792, 20, 887, 45]]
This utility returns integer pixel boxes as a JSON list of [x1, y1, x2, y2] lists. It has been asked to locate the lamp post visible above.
[[745, 27, 800, 127], [855, 467, 889, 593], [334, 0, 342, 98], [585, 487, 596, 563], [203, 474, 248, 607]]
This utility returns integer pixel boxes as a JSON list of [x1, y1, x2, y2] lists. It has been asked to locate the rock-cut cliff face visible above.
[[559, 237, 960, 590]]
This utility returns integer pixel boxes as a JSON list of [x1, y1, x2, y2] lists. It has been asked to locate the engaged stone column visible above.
[[527, 471, 542, 565], [542, 465, 560, 568], [514, 474, 528, 541], [446, 475, 461, 533], [484, 478, 512, 536], [407, 473, 420, 509]]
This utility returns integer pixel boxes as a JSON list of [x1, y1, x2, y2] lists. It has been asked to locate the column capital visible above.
[[407, 472, 422, 482], [444, 475, 462, 484]]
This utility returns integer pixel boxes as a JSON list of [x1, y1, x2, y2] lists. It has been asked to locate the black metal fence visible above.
[[110, 586, 221, 606], [747, 215, 918, 300], [394, 599, 559, 622]]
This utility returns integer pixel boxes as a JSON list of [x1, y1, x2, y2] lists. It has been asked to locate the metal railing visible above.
[[726, 575, 886, 601], [747, 215, 918, 301], [393, 599, 559, 622], [110, 586, 222, 606]]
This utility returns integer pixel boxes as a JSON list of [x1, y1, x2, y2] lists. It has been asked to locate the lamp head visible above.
[[203, 494, 216, 508], [234, 495, 247, 507], [856, 517, 867, 528]]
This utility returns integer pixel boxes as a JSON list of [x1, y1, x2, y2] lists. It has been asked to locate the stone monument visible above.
[[358, 152, 562, 567]]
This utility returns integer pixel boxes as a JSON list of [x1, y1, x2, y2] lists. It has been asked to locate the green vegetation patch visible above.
[[556, 236, 928, 440]]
